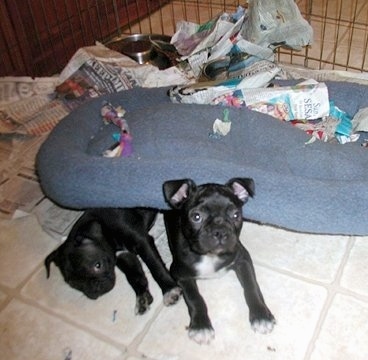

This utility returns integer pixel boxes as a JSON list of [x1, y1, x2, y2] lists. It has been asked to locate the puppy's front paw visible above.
[[135, 291, 154, 315], [188, 326, 215, 345], [163, 286, 182, 306], [250, 310, 276, 334]]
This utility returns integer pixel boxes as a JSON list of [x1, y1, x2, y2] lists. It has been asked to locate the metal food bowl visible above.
[[120, 35, 153, 64], [108, 34, 172, 65]]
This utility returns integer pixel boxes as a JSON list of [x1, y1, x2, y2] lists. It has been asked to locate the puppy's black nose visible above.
[[212, 228, 227, 243]]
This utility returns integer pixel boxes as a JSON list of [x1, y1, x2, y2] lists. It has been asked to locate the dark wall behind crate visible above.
[[0, 0, 167, 77]]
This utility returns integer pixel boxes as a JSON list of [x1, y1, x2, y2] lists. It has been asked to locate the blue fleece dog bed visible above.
[[36, 81, 368, 235]]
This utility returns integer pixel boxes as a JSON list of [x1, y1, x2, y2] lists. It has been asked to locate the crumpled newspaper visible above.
[[243, 80, 330, 121], [352, 107, 368, 132], [168, 60, 281, 105], [170, 2, 313, 78], [293, 101, 359, 144]]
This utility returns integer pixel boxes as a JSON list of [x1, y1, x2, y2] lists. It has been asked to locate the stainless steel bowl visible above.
[[109, 34, 172, 65], [120, 35, 153, 63]]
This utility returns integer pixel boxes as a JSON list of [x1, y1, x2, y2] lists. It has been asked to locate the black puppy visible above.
[[163, 178, 275, 344], [45, 208, 181, 314]]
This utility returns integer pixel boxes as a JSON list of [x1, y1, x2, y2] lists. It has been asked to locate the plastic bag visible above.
[[243, 0, 313, 50]]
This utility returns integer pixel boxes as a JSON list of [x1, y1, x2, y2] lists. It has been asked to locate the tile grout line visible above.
[[15, 291, 131, 354], [0, 259, 130, 355], [302, 235, 356, 360], [0, 260, 46, 312], [125, 302, 167, 359], [252, 235, 361, 360], [6, 256, 171, 359]]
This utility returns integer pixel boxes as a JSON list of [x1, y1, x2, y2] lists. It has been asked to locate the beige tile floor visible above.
[[1, 213, 368, 359], [1, 1, 368, 359]]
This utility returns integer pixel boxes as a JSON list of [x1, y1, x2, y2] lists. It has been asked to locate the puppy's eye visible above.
[[94, 262, 102, 271], [191, 212, 202, 223], [232, 211, 241, 220]]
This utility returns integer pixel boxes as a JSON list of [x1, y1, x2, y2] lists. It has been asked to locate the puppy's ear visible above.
[[163, 179, 196, 209], [44, 249, 60, 278], [226, 178, 255, 204]]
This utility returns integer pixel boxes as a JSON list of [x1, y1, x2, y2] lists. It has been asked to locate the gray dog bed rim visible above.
[[36, 81, 368, 236]]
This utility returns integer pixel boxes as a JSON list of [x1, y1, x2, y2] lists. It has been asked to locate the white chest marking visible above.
[[195, 255, 228, 279]]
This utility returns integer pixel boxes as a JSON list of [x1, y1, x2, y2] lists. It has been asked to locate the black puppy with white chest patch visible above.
[[163, 178, 276, 344], [45, 208, 181, 314]]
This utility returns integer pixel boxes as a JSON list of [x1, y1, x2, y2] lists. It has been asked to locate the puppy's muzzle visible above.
[[81, 275, 116, 299], [211, 226, 229, 244], [206, 223, 237, 254]]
